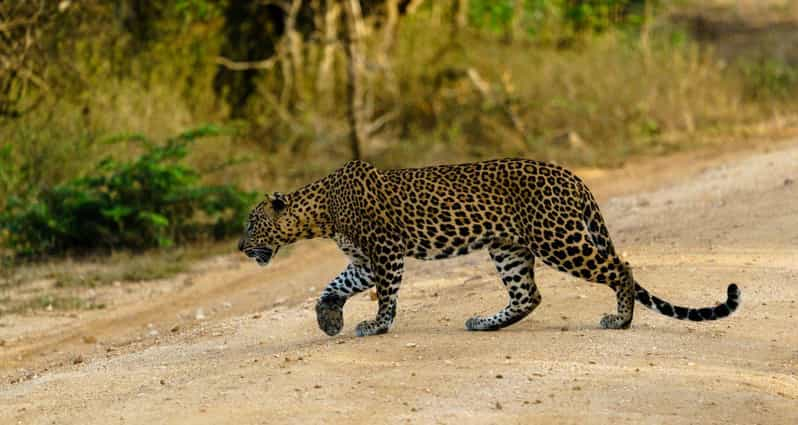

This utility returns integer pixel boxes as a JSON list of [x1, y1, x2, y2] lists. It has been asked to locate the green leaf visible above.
[[157, 236, 174, 248], [101, 206, 135, 221], [138, 211, 169, 228]]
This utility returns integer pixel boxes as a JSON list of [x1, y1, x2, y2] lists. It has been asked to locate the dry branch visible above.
[[0, 0, 51, 117], [213, 56, 277, 71]]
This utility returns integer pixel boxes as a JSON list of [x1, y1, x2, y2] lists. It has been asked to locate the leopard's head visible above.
[[238, 193, 292, 267]]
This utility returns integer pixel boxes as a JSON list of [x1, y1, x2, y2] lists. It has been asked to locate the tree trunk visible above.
[[283, 0, 304, 106], [343, 0, 366, 160], [317, 0, 341, 105]]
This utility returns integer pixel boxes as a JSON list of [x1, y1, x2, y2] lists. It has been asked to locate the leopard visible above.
[[238, 159, 741, 337]]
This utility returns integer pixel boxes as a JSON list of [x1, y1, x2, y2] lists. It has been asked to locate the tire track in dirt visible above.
[[0, 242, 346, 374]]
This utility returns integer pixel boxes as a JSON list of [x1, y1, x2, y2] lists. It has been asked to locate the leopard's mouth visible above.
[[244, 248, 276, 266]]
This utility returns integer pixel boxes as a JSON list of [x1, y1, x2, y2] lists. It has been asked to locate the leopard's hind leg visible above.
[[466, 241, 542, 331], [537, 225, 635, 329]]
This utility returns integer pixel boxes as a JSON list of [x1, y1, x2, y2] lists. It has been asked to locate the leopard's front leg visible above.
[[316, 263, 374, 336], [355, 254, 405, 337]]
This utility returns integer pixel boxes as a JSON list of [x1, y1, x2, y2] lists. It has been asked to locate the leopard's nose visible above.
[[237, 238, 245, 252]]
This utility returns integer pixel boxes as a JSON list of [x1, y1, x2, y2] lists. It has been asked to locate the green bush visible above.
[[0, 125, 255, 257], [740, 58, 798, 101], [467, 0, 652, 36], [562, 0, 651, 32]]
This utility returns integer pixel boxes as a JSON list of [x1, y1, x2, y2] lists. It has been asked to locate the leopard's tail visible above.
[[634, 282, 741, 321]]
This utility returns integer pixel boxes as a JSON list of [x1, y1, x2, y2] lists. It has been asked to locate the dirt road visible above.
[[1, 142, 797, 424]]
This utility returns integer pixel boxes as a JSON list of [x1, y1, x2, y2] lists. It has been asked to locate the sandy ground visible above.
[[1, 141, 797, 425]]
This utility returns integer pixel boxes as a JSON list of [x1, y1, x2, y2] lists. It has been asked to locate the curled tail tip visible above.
[[727, 283, 741, 300], [637, 282, 741, 321], [725, 283, 741, 313]]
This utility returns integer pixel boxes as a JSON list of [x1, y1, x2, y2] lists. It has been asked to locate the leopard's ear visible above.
[[267, 192, 287, 214]]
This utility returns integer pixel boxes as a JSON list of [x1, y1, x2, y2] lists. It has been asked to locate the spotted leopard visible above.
[[238, 159, 741, 337]]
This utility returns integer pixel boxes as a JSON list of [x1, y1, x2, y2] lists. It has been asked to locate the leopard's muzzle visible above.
[[243, 247, 275, 266]]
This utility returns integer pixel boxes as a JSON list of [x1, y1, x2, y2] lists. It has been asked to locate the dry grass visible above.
[[388, 29, 752, 167], [1, 242, 234, 290], [2, 295, 105, 314], [0, 241, 235, 314]]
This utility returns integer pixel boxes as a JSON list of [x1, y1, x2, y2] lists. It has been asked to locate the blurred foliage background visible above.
[[1, 0, 798, 259]]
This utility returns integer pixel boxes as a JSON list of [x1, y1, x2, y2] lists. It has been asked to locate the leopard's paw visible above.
[[465, 316, 500, 331], [355, 319, 389, 337], [316, 299, 344, 336], [599, 313, 631, 329]]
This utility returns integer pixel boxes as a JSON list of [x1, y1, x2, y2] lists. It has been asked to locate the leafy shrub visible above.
[[0, 125, 255, 257], [468, 0, 518, 33], [467, 0, 652, 36], [740, 58, 798, 101], [562, 0, 651, 32]]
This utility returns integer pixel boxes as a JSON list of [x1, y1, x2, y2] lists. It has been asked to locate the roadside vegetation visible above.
[[1, 0, 796, 311]]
